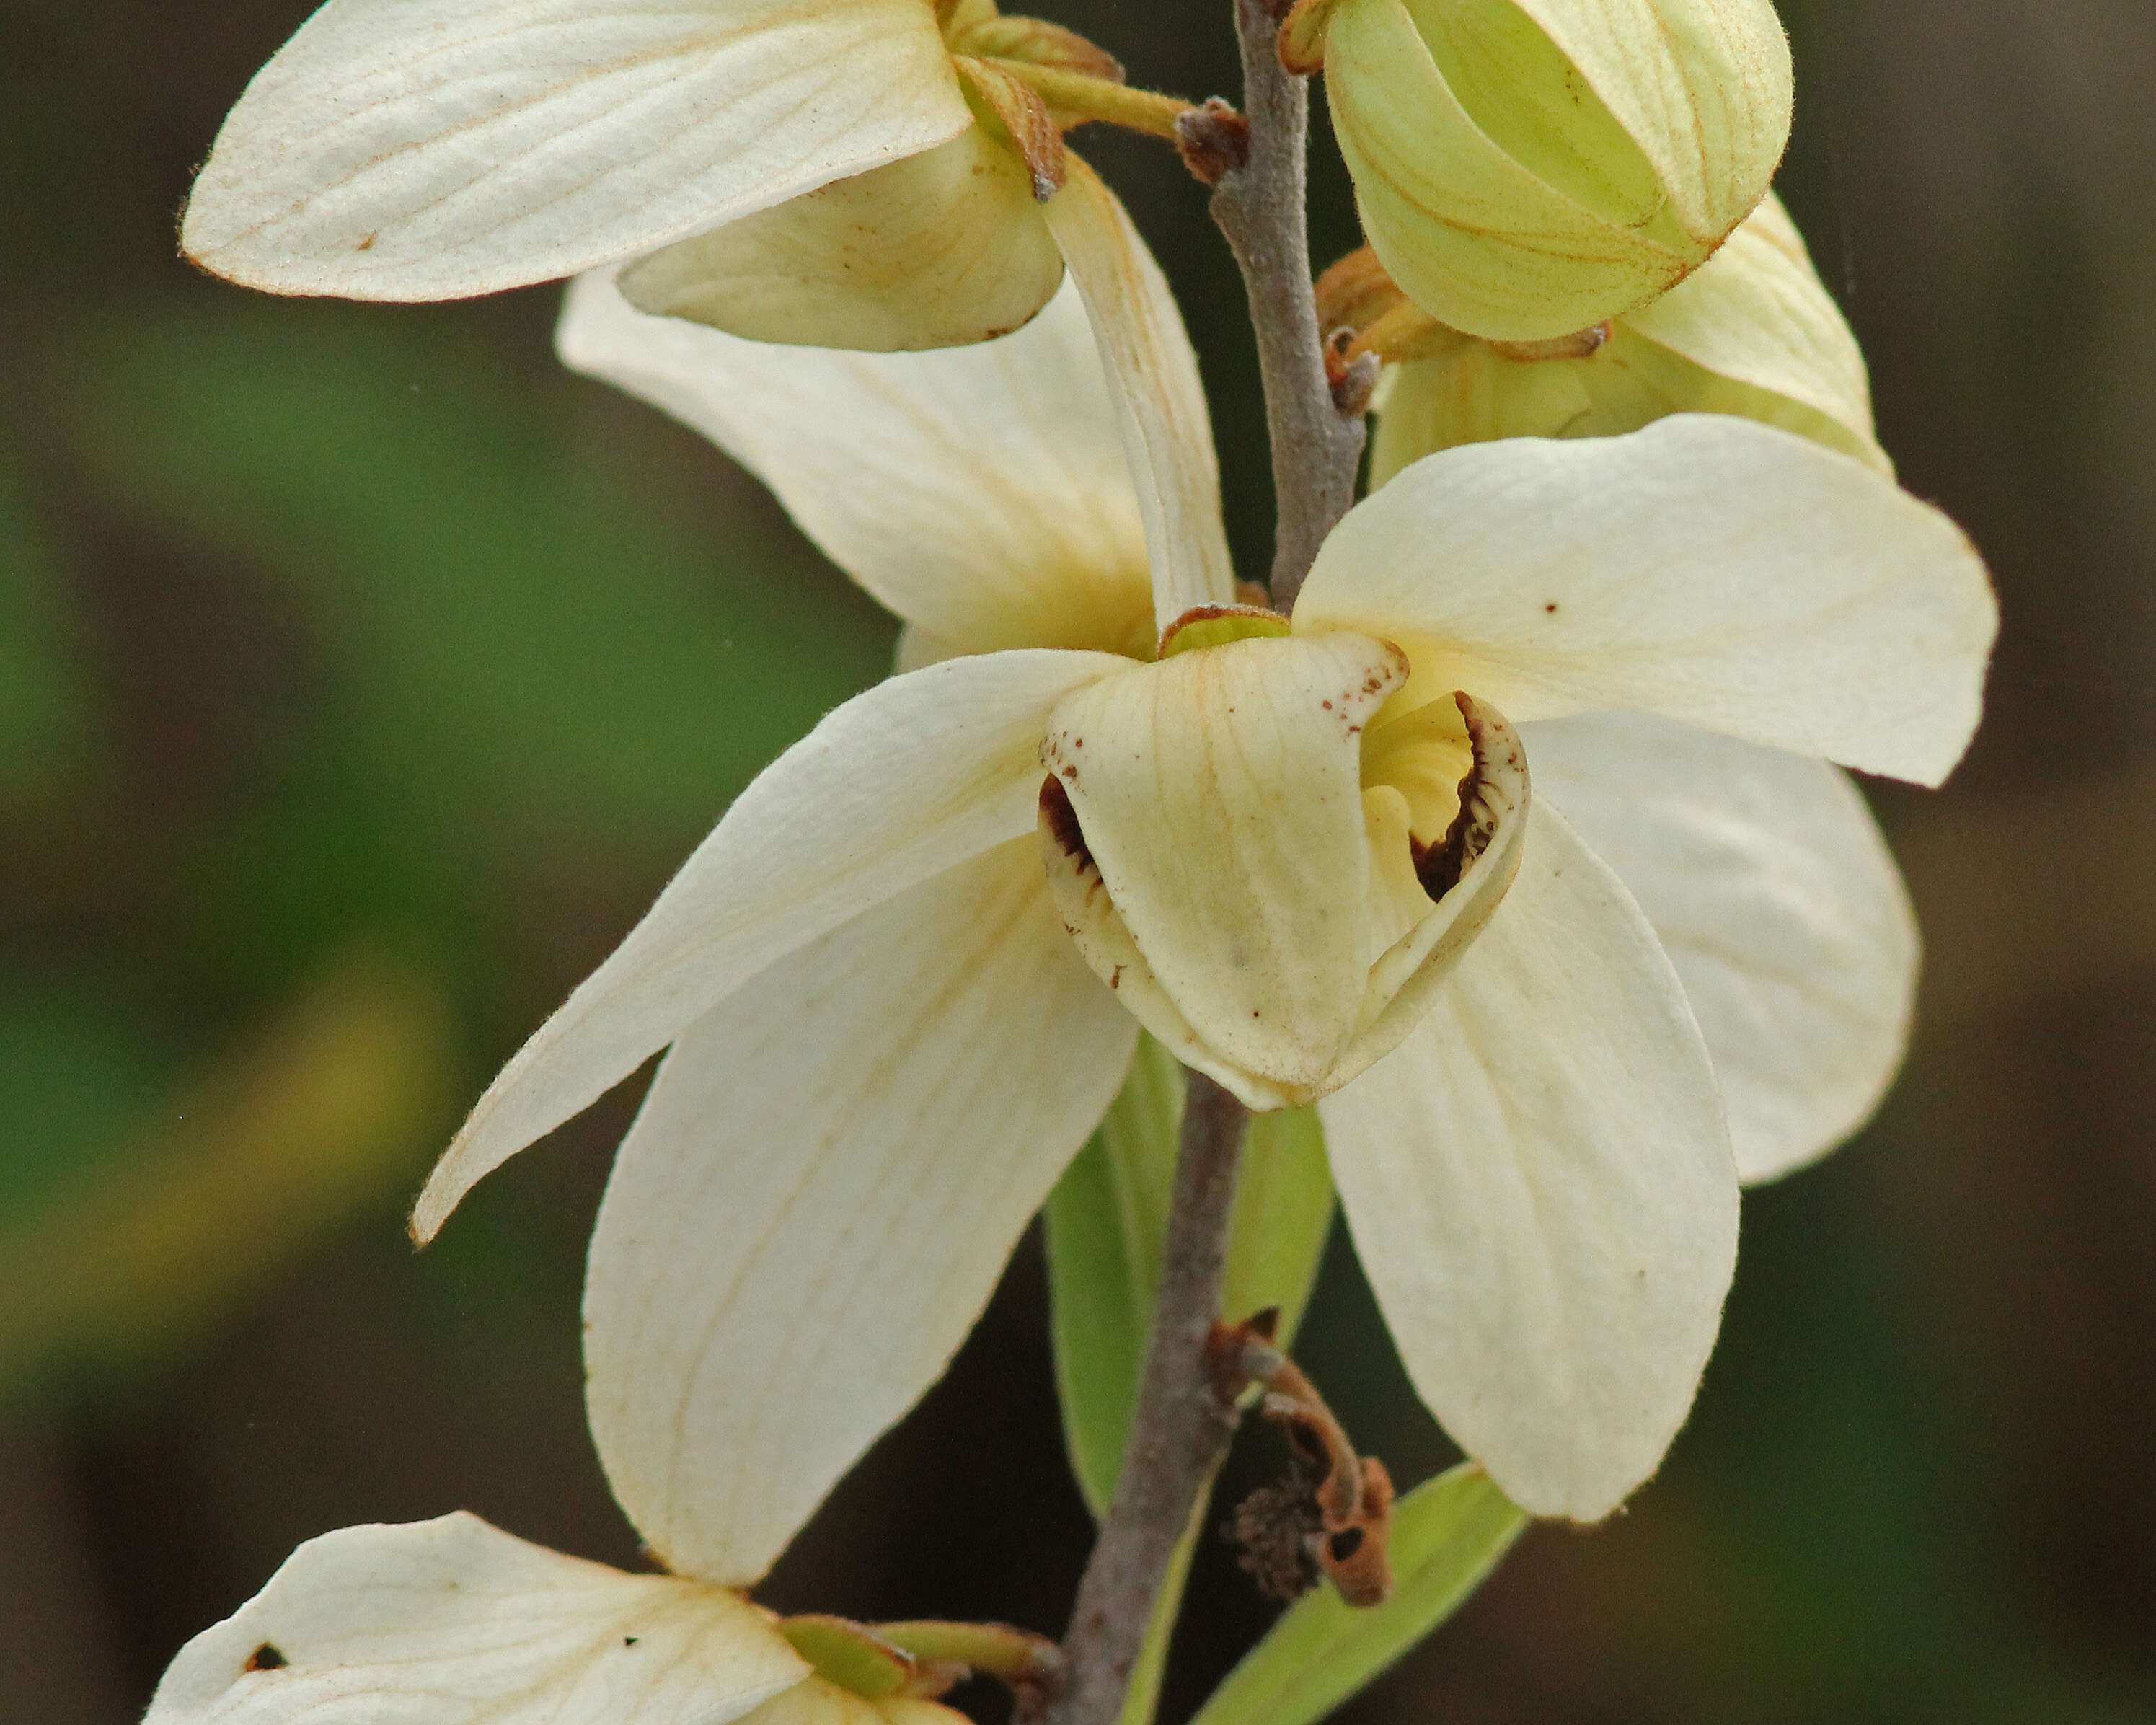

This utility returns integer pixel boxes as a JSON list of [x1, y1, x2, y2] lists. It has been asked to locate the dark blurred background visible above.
[[4, 1, 2153, 1719]]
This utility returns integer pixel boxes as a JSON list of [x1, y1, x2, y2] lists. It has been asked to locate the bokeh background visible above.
[[6, 1, 2154, 1719]]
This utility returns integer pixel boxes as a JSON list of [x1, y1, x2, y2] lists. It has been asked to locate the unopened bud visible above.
[[1305, 0, 1793, 343]]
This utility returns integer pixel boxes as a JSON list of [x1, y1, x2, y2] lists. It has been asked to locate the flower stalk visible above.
[[1188, 0, 1366, 609], [1041, 2, 1397, 1712], [1036, 1070, 1249, 1725]]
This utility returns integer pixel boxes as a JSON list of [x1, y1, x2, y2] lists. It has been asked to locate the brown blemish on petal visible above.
[[1410, 692, 1505, 902], [1040, 775, 1097, 876], [245, 1645, 288, 1672]]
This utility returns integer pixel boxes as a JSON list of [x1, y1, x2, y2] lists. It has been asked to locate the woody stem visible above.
[[1036, 1069, 1249, 1725], [1206, 0, 1365, 610]]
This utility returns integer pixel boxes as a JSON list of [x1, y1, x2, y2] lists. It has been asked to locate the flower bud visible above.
[[1302, 0, 1793, 342], [1322, 196, 1890, 486]]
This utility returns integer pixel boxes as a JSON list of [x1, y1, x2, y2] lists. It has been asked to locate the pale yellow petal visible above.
[[181, 0, 971, 300], [1624, 193, 1887, 471], [586, 841, 1136, 1581], [617, 127, 1064, 352], [1041, 635, 1404, 1093], [1320, 806, 1738, 1521], [145, 1514, 808, 1723], [1297, 416, 1995, 785], [559, 273, 1152, 656], [415, 650, 1128, 1240], [1527, 713, 1917, 1183], [1041, 156, 1237, 632], [1505, 0, 1791, 242]]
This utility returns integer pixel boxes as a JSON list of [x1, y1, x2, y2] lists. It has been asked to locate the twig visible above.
[[1038, 1070, 1250, 1725], [1198, 0, 1366, 611]]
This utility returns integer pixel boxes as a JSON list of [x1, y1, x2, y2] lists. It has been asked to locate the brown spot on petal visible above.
[[1040, 775, 1096, 875], [1410, 693, 1504, 902], [245, 1645, 288, 1672]]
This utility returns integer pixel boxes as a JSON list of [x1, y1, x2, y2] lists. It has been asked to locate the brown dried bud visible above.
[[1175, 98, 1250, 186]]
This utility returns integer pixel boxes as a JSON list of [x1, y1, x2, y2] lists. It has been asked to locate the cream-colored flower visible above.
[[392, 220, 1992, 1533], [1327, 194, 1890, 483], [180, 0, 1187, 350], [1282, 0, 1793, 343]]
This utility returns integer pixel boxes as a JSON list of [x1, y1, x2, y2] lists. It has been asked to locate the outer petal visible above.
[[1506, 0, 1792, 244], [145, 1512, 809, 1724], [1296, 415, 1996, 785], [1624, 193, 1886, 472], [615, 128, 1065, 353], [414, 650, 1128, 1240], [585, 839, 1136, 1583], [1041, 156, 1236, 632], [1043, 634, 1404, 1095], [1319, 804, 1738, 1522], [558, 273, 1152, 659], [180, 0, 971, 300], [1524, 713, 1917, 1184]]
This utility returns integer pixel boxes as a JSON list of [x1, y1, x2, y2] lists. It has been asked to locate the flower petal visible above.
[[746, 1677, 971, 1725], [1042, 635, 1403, 1097], [615, 127, 1065, 352], [180, 0, 971, 300], [1319, 804, 1739, 1522], [1506, 0, 1792, 245], [558, 273, 1152, 660], [1041, 155, 1236, 632], [414, 650, 1128, 1240], [145, 1512, 808, 1724], [1525, 712, 1917, 1184], [585, 839, 1136, 1583], [1624, 193, 1887, 472], [1295, 415, 1996, 785]]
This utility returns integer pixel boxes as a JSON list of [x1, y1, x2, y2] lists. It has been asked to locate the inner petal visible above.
[[1041, 632, 1406, 1090]]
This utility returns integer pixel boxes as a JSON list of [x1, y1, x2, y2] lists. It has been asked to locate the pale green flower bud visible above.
[[1291, 0, 1793, 342], [1320, 195, 1890, 487]]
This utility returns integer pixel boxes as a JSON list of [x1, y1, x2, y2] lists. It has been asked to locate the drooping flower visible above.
[[1318, 194, 1890, 483], [400, 211, 1992, 1532], [179, 0, 1196, 350], [1278, 0, 1794, 343]]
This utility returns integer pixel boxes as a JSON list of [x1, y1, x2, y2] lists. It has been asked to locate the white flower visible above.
[[144, 1513, 813, 1724], [178, 0, 1183, 351], [404, 236, 1992, 1533]]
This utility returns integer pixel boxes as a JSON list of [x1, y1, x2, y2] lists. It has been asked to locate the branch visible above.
[[1198, 0, 1366, 611], [1038, 1070, 1250, 1725]]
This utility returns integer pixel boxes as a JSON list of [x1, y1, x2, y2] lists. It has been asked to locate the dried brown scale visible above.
[[1211, 1317, 1397, 1607]]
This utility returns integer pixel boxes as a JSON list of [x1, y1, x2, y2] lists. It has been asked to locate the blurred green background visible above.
[[5, 1, 2154, 1719]]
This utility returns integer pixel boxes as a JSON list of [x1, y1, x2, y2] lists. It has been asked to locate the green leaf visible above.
[[1043, 1033, 1183, 1519], [1187, 1465, 1529, 1725], [1223, 1103, 1335, 1337], [1043, 1034, 1336, 1517]]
